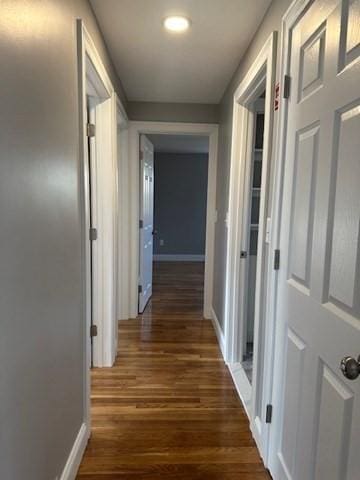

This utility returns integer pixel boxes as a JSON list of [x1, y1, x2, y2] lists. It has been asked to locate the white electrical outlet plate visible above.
[[160, 239, 164, 246]]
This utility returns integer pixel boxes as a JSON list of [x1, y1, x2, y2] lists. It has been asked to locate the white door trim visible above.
[[116, 98, 130, 322], [266, 0, 315, 475], [78, 19, 118, 377], [224, 32, 277, 463], [128, 121, 218, 319]]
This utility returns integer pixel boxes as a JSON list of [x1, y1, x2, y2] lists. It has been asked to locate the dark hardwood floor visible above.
[[77, 262, 270, 479]]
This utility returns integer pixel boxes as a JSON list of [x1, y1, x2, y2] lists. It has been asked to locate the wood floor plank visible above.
[[77, 262, 270, 479]]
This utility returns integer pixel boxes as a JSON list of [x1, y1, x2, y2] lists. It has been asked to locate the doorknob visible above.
[[340, 355, 360, 380]]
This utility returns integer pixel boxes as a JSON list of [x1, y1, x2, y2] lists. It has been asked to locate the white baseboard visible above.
[[210, 307, 226, 360], [60, 422, 89, 480], [153, 254, 205, 262], [228, 363, 252, 418]]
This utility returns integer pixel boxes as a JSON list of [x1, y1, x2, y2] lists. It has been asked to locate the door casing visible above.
[[225, 31, 277, 464], [78, 20, 121, 438], [128, 122, 219, 320]]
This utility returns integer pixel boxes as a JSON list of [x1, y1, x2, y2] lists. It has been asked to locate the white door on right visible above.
[[275, 0, 360, 479]]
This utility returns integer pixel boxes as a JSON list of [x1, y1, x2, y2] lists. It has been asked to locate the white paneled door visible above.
[[274, 0, 360, 479], [138, 135, 154, 313]]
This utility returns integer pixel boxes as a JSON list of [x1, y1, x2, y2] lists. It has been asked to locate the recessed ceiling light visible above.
[[163, 16, 190, 33]]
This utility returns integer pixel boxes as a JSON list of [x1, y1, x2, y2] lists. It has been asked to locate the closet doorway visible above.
[[225, 33, 277, 463], [242, 96, 265, 384]]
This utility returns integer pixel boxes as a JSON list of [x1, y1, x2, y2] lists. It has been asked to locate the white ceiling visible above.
[[147, 134, 209, 154], [90, 0, 271, 103]]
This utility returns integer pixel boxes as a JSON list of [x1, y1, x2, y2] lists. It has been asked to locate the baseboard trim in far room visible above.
[[59, 422, 89, 480], [153, 254, 205, 262]]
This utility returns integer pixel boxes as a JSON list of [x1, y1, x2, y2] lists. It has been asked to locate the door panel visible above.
[[314, 363, 354, 480], [328, 104, 360, 311], [289, 123, 319, 288], [298, 22, 326, 101], [276, 1, 360, 479], [340, 0, 360, 68], [280, 329, 306, 476], [138, 135, 154, 313]]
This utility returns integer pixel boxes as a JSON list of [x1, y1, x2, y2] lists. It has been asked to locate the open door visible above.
[[138, 134, 154, 313], [271, 0, 360, 478]]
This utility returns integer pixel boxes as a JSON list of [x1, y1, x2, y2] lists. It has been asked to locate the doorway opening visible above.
[[128, 122, 218, 321], [228, 83, 269, 419], [242, 92, 265, 384], [138, 133, 209, 314]]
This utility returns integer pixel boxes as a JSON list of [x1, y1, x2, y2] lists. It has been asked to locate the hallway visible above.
[[77, 262, 270, 479]]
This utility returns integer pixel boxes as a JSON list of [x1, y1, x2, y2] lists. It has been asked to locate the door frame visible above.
[[267, 0, 315, 474], [224, 32, 277, 462], [116, 99, 129, 323], [78, 19, 119, 386], [128, 121, 218, 319]]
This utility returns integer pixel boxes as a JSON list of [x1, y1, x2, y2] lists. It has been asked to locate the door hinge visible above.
[[87, 123, 95, 137], [266, 404, 273, 424], [274, 249, 280, 270], [283, 75, 291, 99], [90, 324, 98, 337], [138, 285, 142, 293], [89, 227, 98, 241], [139, 219, 143, 229]]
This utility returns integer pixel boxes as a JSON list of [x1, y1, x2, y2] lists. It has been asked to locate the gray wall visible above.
[[212, 0, 293, 331], [154, 153, 208, 256], [128, 101, 219, 124], [0, 1, 125, 479]]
